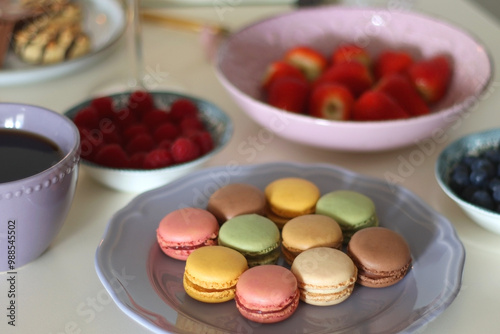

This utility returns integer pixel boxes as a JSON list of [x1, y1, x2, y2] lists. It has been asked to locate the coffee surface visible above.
[[0, 129, 64, 183]]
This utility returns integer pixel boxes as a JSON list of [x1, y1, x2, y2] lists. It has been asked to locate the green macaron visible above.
[[315, 190, 378, 243], [218, 214, 281, 267]]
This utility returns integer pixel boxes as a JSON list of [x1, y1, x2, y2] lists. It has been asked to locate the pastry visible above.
[[156, 207, 219, 261], [12, 1, 91, 65], [315, 190, 378, 243], [347, 227, 412, 288], [206, 183, 266, 223], [183, 245, 248, 303], [218, 214, 280, 267], [265, 177, 320, 228], [291, 247, 357, 306], [281, 214, 343, 265], [235, 265, 300, 323]]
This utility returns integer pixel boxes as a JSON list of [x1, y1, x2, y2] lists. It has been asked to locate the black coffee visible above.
[[0, 129, 64, 183]]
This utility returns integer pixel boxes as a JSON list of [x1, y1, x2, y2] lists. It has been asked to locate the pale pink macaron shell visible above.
[[157, 207, 219, 261], [235, 265, 299, 323]]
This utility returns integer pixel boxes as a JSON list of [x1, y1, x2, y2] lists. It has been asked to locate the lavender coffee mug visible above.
[[0, 103, 80, 272]]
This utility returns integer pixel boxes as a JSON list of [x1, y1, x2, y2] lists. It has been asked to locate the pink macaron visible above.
[[156, 207, 219, 261], [235, 265, 299, 323]]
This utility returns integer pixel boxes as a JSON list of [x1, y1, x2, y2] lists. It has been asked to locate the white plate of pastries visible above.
[[0, 0, 126, 85]]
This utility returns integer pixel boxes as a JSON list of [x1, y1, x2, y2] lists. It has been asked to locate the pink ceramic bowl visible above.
[[215, 6, 492, 152]]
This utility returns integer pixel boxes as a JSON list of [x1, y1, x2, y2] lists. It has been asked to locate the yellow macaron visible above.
[[183, 246, 248, 303], [265, 177, 320, 219]]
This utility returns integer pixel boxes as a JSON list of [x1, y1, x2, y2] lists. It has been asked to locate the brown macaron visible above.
[[347, 227, 411, 288], [207, 183, 267, 224]]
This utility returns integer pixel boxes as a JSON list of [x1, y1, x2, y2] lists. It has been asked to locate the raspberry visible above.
[[101, 127, 122, 145], [157, 139, 173, 151], [142, 109, 171, 130], [129, 152, 147, 169], [128, 90, 155, 119], [153, 122, 180, 142], [113, 108, 137, 130], [122, 124, 149, 143], [191, 131, 214, 154], [94, 144, 129, 168], [90, 96, 115, 119], [74, 106, 100, 129], [126, 133, 155, 155], [171, 137, 201, 163], [180, 117, 204, 132], [143, 148, 174, 169], [169, 98, 199, 121]]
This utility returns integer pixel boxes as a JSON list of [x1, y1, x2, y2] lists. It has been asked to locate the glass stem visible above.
[[126, 0, 144, 89]]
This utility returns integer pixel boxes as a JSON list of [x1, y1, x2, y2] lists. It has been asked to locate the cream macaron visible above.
[[291, 247, 357, 306]]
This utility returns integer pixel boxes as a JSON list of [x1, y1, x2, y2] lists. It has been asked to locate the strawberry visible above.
[[171, 137, 201, 163], [169, 98, 199, 121], [284, 46, 328, 81], [331, 44, 371, 67], [352, 90, 410, 121], [261, 60, 307, 92], [267, 76, 309, 114], [143, 149, 173, 169], [94, 144, 129, 168], [375, 73, 430, 117], [308, 83, 354, 120], [407, 54, 452, 104], [374, 50, 413, 79], [314, 61, 374, 97]]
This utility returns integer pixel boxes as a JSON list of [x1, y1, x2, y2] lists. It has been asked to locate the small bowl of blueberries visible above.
[[436, 128, 500, 234]]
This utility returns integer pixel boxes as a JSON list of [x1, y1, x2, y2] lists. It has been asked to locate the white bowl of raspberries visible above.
[[65, 90, 232, 192], [436, 128, 500, 235], [215, 6, 492, 151]]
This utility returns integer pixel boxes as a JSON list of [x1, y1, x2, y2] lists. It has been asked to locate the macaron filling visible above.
[[235, 289, 299, 315], [157, 232, 218, 251]]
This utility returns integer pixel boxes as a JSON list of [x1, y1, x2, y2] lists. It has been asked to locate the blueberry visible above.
[[488, 178, 500, 192], [471, 158, 495, 178], [471, 190, 495, 211], [449, 168, 470, 192], [469, 169, 490, 188], [496, 203, 500, 214], [484, 149, 500, 163], [493, 188, 500, 203], [462, 156, 479, 168], [460, 185, 480, 202]]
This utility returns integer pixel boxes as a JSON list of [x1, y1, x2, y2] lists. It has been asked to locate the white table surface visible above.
[[1, 0, 500, 333]]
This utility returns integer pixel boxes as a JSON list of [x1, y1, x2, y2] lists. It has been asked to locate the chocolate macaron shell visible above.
[[347, 227, 412, 288], [207, 183, 267, 223]]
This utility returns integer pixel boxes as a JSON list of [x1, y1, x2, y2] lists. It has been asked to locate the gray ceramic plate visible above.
[[0, 0, 125, 85], [95, 162, 465, 334]]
